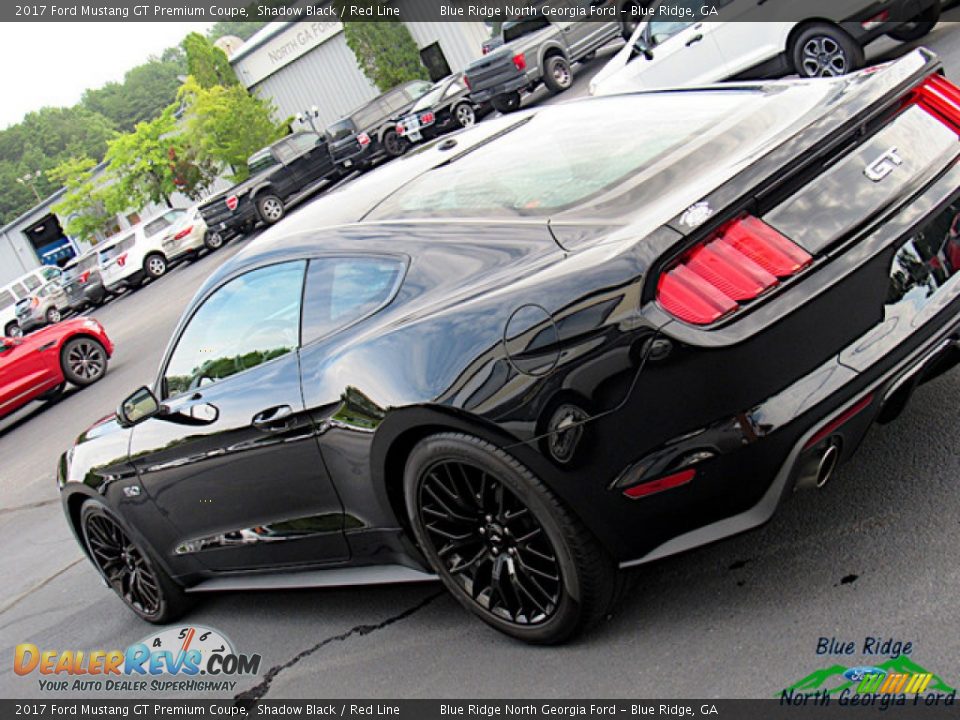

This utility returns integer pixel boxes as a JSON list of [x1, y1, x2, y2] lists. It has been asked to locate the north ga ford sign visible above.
[[234, 21, 343, 86]]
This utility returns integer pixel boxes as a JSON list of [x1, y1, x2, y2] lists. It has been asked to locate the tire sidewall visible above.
[[5, 322, 21, 338], [80, 500, 177, 623], [544, 56, 573, 93], [403, 434, 585, 643], [257, 194, 284, 224], [455, 103, 476, 128], [791, 25, 863, 78], [61, 337, 107, 386], [46, 307, 61, 324], [144, 253, 167, 279], [204, 231, 224, 251]]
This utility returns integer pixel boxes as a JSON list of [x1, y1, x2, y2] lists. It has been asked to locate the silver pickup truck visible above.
[[465, 5, 637, 113]]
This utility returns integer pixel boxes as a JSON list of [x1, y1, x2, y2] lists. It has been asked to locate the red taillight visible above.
[[79, 271, 90, 284], [860, 9, 889, 30], [623, 469, 695, 499], [225, 195, 239, 211], [116, 253, 127, 268], [909, 74, 960, 133], [396, 123, 405, 135], [512, 53, 526, 72], [657, 215, 812, 325], [357, 132, 371, 147], [421, 111, 435, 125], [173, 226, 193, 240]]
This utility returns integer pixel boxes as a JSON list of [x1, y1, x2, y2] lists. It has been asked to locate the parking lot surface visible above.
[[2, 20, 960, 700]]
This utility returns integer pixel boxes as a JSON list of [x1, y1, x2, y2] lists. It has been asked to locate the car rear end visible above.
[[14, 295, 43, 332], [98, 234, 140, 292], [163, 207, 207, 259], [61, 255, 102, 310], [585, 51, 960, 563], [327, 117, 374, 170], [465, 46, 530, 103]]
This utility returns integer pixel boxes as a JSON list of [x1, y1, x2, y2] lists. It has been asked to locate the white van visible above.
[[98, 209, 186, 292], [1, 266, 63, 337]]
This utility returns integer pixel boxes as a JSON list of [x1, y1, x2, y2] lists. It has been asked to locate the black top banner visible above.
[[2, 0, 945, 23]]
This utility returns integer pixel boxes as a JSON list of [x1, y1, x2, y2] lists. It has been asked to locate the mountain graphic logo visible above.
[[781, 655, 956, 697]]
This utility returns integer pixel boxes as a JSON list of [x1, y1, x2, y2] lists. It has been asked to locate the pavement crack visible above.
[[0, 558, 84, 616], [234, 590, 443, 702], [0, 497, 59, 516]]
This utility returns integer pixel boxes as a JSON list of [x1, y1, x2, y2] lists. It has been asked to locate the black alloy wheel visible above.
[[80, 502, 189, 623], [492, 91, 522, 114], [61, 337, 107, 386], [382, 129, 407, 158], [405, 433, 619, 644]]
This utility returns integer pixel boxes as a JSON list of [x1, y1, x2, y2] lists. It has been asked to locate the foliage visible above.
[[183, 33, 238, 89], [341, 19, 429, 91], [103, 105, 217, 210], [47, 157, 123, 242], [80, 53, 185, 133], [0, 106, 117, 225], [178, 78, 288, 182], [207, 19, 269, 42]]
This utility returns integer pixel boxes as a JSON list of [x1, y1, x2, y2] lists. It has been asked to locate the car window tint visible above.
[[248, 149, 278, 173], [40, 267, 61, 281], [0, 290, 13, 310], [326, 119, 356, 141], [302, 257, 404, 344], [289, 133, 320, 154], [649, 20, 694, 45], [100, 235, 135, 260], [10, 283, 27, 300], [163, 261, 306, 398], [274, 141, 297, 164], [22, 275, 40, 290], [144, 217, 172, 236]]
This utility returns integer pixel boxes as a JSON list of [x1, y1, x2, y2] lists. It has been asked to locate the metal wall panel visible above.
[[405, 21, 490, 74], [248, 32, 381, 131]]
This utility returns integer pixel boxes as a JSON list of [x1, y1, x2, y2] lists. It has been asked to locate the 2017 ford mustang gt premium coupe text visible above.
[[59, 49, 960, 643]]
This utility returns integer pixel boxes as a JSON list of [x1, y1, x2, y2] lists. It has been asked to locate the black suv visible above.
[[199, 132, 339, 244], [326, 79, 433, 171]]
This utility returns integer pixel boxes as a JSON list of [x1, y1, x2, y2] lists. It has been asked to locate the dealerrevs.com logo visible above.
[[14, 625, 261, 693]]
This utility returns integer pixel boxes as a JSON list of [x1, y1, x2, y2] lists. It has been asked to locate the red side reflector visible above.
[[911, 74, 960, 133], [657, 215, 812, 325], [803, 394, 874, 449], [623, 469, 695, 499]]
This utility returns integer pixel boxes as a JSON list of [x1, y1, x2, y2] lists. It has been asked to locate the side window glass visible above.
[[163, 261, 306, 398], [22, 275, 40, 291], [302, 257, 404, 344], [274, 142, 297, 164], [649, 21, 694, 45]]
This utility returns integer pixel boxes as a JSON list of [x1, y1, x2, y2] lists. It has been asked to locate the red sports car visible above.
[[0, 317, 113, 419]]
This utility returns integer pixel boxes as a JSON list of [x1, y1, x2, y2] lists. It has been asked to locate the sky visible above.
[[0, 22, 212, 129]]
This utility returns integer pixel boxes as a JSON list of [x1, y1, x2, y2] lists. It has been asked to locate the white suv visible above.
[[1, 266, 63, 337], [98, 209, 186, 292]]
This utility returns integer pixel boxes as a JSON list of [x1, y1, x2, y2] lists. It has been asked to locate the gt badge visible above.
[[680, 201, 713, 228], [864, 147, 903, 182]]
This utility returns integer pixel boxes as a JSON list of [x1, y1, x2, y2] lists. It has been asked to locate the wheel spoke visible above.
[[417, 458, 562, 627]]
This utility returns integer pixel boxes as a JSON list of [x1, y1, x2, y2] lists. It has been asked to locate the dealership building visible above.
[[229, 16, 491, 131]]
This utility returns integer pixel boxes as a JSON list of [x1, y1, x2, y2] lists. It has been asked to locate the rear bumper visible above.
[[470, 75, 529, 103]]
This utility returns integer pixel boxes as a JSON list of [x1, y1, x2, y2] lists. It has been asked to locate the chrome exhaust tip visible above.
[[795, 441, 841, 490]]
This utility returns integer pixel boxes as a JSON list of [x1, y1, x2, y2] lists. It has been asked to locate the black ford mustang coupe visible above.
[[60, 49, 960, 643]]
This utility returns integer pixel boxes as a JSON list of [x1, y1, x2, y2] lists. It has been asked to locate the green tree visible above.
[[342, 20, 429, 91], [48, 157, 124, 242], [183, 32, 238, 89], [207, 19, 269, 42], [81, 55, 184, 132], [103, 105, 216, 209], [178, 77, 288, 182]]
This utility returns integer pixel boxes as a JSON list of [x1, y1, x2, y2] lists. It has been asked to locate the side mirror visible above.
[[118, 386, 160, 427]]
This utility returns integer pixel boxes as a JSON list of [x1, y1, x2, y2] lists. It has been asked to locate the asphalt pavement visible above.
[[2, 20, 960, 700]]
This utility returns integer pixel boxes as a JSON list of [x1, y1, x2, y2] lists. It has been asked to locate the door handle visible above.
[[685, 34, 703, 47], [252, 405, 294, 431]]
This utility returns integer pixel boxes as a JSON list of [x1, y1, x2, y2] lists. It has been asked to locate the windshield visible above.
[[369, 93, 763, 220], [247, 149, 278, 174], [412, 82, 447, 112], [326, 118, 357, 141]]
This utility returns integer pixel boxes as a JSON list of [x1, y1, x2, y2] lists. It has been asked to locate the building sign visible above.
[[234, 21, 344, 87]]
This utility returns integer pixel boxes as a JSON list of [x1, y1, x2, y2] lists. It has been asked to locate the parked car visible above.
[[98, 209, 187, 293], [395, 74, 492, 144], [162, 205, 210, 260], [199, 132, 339, 246], [326, 80, 433, 170], [59, 50, 960, 643], [61, 251, 107, 312], [0, 266, 63, 338], [590, 0, 941, 95], [14, 279, 70, 333], [0, 317, 112, 419], [464, 7, 625, 113]]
